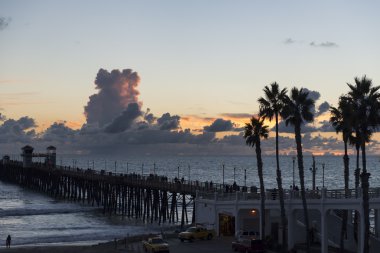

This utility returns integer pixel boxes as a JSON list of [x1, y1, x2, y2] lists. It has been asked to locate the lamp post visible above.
[[309, 155, 317, 190], [292, 157, 295, 187], [244, 169, 247, 187], [177, 166, 180, 179], [233, 167, 236, 182], [222, 164, 225, 187], [322, 163, 325, 188]]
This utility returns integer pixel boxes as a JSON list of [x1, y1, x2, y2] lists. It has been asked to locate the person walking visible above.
[[6, 234, 11, 248]]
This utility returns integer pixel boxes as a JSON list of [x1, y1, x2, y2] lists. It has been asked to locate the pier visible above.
[[1, 146, 380, 253], [0, 146, 226, 227]]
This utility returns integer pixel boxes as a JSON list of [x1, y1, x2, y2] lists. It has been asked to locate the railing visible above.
[[4, 160, 380, 201], [197, 187, 380, 201]]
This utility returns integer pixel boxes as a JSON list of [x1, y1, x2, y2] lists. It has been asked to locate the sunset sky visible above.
[[1, 1, 380, 155]]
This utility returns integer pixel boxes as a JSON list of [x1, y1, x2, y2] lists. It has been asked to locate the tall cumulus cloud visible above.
[[84, 69, 141, 127]]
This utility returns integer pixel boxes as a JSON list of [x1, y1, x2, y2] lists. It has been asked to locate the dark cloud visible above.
[[144, 108, 156, 124], [317, 120, 335, 132], [157, 113, 180, 130], [204, 118, 234, 132], [0, 17, 11, 30], [42, 122, 78, 142], [317, 101, 330, 116], [310, 41, 338, 48], [0, 117, 36, 143], [104, 103, 142, 133], [84, 69, 140, 127], [274, 120, 317, 134], [220, 113, 252, 119], [302, 88, 321, 115], [303, 88, 320, 101]]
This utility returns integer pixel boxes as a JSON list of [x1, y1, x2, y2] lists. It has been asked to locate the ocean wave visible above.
[[0, 207, 97, 217]]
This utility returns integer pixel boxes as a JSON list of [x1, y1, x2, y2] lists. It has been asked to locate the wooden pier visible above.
[[0, 159, 220, 227]]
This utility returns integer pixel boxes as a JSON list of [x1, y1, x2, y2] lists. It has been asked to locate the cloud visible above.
[[317, 120, 335, 132], [84, 68, 141, 127], [104, 102, 142, 133], [284, 38, 296, 44], [316, 101, 330, 116], [220, 113, 252, 119], [42, 122, 78, 143], [274, 120, 317, 134], [0, 113, 6, 121], [0, 116, 36, 143], [303, 88, 320, 101], [310, 41, 338, 48], [204, 118, 235, 132], [144, 108, 156, 124], [0, 17, 11, 30], [157, 113, 181, 130]]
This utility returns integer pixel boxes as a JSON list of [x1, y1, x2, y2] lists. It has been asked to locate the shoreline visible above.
[[0, 232, 180, 253]]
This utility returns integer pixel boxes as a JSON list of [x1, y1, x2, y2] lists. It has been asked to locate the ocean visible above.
[[1, 154, 379, 246]]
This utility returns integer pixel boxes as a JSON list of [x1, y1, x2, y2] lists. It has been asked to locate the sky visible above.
[[0, 0, 380, 155]]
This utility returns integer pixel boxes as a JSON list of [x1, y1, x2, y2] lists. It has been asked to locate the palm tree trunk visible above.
[[361, 140, 370, 253], [275, 113, 287, 252], [255, 139, 266, 240], [340, 140, 349, 253], [294, 123, 310, 253]]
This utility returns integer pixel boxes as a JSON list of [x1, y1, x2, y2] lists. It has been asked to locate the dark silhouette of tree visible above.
[[346, 76, 380, 253], [244, 116, 269, 240], [258, 82, 288, 252], [330, 96, 353, 253], [281, 87, 315, 253]]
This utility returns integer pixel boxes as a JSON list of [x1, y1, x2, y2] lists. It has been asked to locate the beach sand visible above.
[[0, 234, 157, 253], [0, 241, 130, 253]]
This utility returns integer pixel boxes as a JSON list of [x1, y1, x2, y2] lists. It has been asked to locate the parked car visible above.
[[232, 238, 265, 253], [142, 237, 170, 253], [236, 230, 260, 240], [178, 226, 215, 242]]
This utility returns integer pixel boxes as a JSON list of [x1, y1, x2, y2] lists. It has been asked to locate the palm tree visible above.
[[258, 82, 288, 252], [281, 87, 315, 253], [346, 76, 380, 253], [330, 96, 353, 253], [244, 116, 269, 240]]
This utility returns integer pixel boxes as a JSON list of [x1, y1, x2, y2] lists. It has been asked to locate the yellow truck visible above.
[[142, 237, 170, 253], [178, 226, 215, 242]]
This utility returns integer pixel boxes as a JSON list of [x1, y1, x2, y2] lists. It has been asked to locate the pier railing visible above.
[[3, 160, 379, 201], [196, 187, 378, 201]]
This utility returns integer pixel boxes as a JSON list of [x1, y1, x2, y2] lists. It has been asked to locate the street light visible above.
[[233, 167, 236, 182], [244, 169, 247, 187], [322, 163, 325, 188], [222, 164, 225, 187], [309, 155, 317, 190], [292, 157, 295, 187]]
